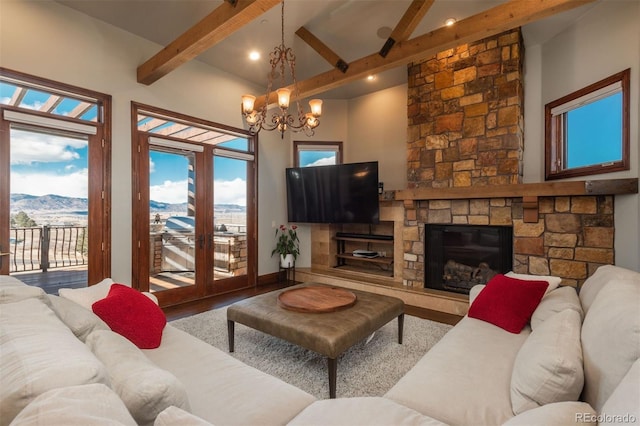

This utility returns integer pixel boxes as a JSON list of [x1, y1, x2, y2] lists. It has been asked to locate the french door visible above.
[[132, 103, 256, 306]]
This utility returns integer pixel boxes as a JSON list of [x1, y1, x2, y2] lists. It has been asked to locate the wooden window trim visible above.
[[545, 69, 630, 180]]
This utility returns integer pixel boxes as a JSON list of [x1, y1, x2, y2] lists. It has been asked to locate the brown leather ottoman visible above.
[[227, 282, 405, 398]]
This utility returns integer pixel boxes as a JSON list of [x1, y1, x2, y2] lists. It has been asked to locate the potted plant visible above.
[[272, 224, 299, 268]]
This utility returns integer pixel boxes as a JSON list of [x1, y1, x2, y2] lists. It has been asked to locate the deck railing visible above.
[[9, 226, 88, 273]]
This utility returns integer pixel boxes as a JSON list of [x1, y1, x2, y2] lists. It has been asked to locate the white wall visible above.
[[524, 0, 640, 271], [346, 84, 408, 191]]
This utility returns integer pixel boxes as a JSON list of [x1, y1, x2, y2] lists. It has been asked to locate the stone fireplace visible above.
[[402, 196, 615, 290], [400, 28, 616, 290]]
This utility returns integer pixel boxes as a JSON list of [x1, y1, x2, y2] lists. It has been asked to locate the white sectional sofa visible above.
[[1, 265, 638, 426]]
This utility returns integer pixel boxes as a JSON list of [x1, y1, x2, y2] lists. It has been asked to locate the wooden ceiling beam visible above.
[[379, 0, 434, 57], [296, 26, 349, 73], [137, 0, 280, 85], [255, 0, 595, 109]]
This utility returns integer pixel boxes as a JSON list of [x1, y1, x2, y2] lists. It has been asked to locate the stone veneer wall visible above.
[[401, 28, 615, 289], [402, 196, 614, 288], [407, 29, 524, 188]]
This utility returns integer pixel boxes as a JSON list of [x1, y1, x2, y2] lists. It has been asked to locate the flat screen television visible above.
[[286, 161, 380, 224]]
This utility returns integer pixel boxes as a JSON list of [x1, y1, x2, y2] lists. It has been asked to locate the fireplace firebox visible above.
[[425, 224, 513, 295]]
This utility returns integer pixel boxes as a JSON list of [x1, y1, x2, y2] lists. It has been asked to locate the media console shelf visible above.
[[335, 233, 394, 277]]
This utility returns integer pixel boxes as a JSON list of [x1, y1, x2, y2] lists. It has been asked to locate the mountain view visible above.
[[10, 194, 245, 214], [10, 193, 246, 227]]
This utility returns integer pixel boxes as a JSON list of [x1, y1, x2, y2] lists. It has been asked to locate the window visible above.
[[0, 68, 111, 286], [294, 141, 343, 167], [545, 69, 630, 180]]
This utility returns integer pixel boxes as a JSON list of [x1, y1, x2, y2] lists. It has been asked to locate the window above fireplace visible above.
[[545, 68, 630, 180]]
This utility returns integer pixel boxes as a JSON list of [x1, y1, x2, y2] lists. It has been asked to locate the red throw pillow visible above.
[[468, 274, 549, 333], [92, 284, 166, 349]]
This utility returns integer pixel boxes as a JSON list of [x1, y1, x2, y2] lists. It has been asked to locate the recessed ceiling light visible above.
[[249, 51, 260, 61], [367, 75, 376, 81], [444, 18, 456, 27]]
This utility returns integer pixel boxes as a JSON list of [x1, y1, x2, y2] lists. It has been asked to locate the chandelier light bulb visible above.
[[277, 88, 291, 109], [309, 99, 323, 117], [241, 95, 256, 114]]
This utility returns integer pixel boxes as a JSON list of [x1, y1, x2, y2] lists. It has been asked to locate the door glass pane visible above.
[[9, 127, 88, 289], [213, 154, 247, 280], [149, 149, 196, 292]]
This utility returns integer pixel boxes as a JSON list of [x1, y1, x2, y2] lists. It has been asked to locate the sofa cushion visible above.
[[92, 284, 166, 349], [0, 278, 50, 306], [385, 316, 530, 426], [505, 271, 561, 294], [154, 406, 215, 426], [143, 325, 316, 425], [599, 359, 640, 425], [581, 278, 640, 412], [9, 384, 137, 426], [0, 298, 109, 425], [531, 286, 583, 330], [58, 278, 158, 310], [287, 397, 448, 426], [468, 274, 548, 333], [58, 277, 114, 308], [510, 309, 584, 414], [579, 265, 640, 315], [502, 401, 597, 426], [86, 329, 190, 426], [47, 294, 110, 342], [469, 284, 485, 306]]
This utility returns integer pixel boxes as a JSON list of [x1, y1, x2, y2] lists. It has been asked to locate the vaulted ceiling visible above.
[[57, 0, 597, 102]]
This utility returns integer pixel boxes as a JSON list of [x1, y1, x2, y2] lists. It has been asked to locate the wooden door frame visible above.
[[130, 102, 257, 306]]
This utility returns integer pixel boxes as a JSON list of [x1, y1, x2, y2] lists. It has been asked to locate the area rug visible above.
[[170, 306, 452, 399]]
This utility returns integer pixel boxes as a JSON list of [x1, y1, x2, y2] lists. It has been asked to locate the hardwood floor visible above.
[[163, 281, 463, 325], [163, 281, 294, 321]]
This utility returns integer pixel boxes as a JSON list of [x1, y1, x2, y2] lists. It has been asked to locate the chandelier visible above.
[[241, 0, 322, 138]]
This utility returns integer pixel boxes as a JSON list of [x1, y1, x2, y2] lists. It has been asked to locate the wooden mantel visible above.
[[394, 178, 638, 223]]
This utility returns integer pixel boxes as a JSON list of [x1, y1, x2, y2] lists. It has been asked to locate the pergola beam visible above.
[[379, 0, 434, 57], [137, 0, 280, 85], [255, 0, 595, 109], [296, 26, 349, 73]]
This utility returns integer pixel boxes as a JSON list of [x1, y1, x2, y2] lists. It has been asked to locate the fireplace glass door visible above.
[[425, 224, 513, 294]]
